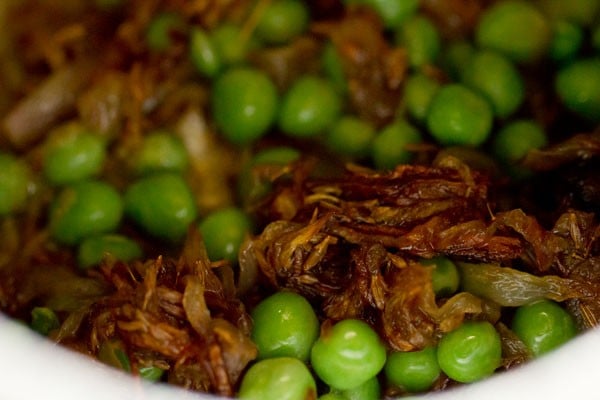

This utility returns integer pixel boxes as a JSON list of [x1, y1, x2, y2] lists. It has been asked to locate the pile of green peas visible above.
[[0, 0, 597, 397], [239, 257, 578, 399]]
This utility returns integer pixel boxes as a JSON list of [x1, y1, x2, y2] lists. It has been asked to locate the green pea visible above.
[[461, 50, 524, 119], [492, 119, 547, 173], [325, 115, 376, 159], [321, 41, 347, 94], [384, 347, 441, 393], [189, 27, 221, 78], [319, 394, 346, 400], [49, 180, 123, 246], [212, 67, 278, 145], [210, 24, 256, 67], [592, 24, 600, 53], [437, 321, 502, 383], [536, 0, 600, 27], [251, 291, 319, 362], [421, 257, 460, 297], [395, 15, 441, 68], [0, 153, 31, 215], [403, 72, 440, 122], [371, 119, 422, 170], [198, 207, 252, 263], [43, 122, 106, 185], [238, 357, 317, 400], [30, 307, 60, 336], [255, 0, 309, 45], [350, 0, 419, 28], [311, 319, 387, 391], [476, 0, 551, 63], [77, 234, 143, 269], [94, 0, 122, 10], [132, 130, 188, 175], [278, 75, 342, 137], [549, 20, 584, 63], [251, 146, 300, 166], [511, 300, 578, 357], [555, 57, 600, 122], [440, 40, 475, 81], [98, 339, 131, 372], [336, 376, 381, 400], [238, 146, 301, 204], [146, 12, 185, 52], [426, 84, 493, 147], [124, 173, 197, 242]]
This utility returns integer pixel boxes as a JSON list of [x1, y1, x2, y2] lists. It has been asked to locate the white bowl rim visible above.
[[0, 312, 598, 400]]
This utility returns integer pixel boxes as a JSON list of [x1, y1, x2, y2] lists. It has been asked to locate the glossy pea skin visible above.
[[476, 0, 551, 63], [421, 257, 460, 297], [124, 173, 197, 242], [278, 75, 342, 137], [511, 300, 578, 357], [251, 291, 319, 361], [310, 319, 387, 390], [0, 153, 31, 215], [238, 357, 317, 400], [255, 0, 309, 45], [325, 115, 376, 159], [384, 347, 441, 393], [212, 67, 278, 145], [371, 119, 422, 170], [146, 12, 185, 52], [132, 130, 188, 175], [461, 50, 524, 119], [49, 180, 123, 246], [30, 307, 60, 336], [437, 321, 502, 383], [189, 27, 221, 78], [555, 58, 600, 122], [43, 122, 106, 185], [403, 72, 440, 122], [426, 84, 493, 147], [198, 207, 252, 263], [77, 234, 143, 269], [395, 15, 441, 68]]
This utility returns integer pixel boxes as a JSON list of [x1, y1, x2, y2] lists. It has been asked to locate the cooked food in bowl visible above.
[[0, 0, 599, 399]]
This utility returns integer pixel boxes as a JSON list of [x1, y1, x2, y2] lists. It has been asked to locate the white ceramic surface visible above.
[[0, 312, 598, 400]]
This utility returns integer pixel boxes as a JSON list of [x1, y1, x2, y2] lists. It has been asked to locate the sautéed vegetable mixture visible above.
[[1, 0, 600, 399]]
